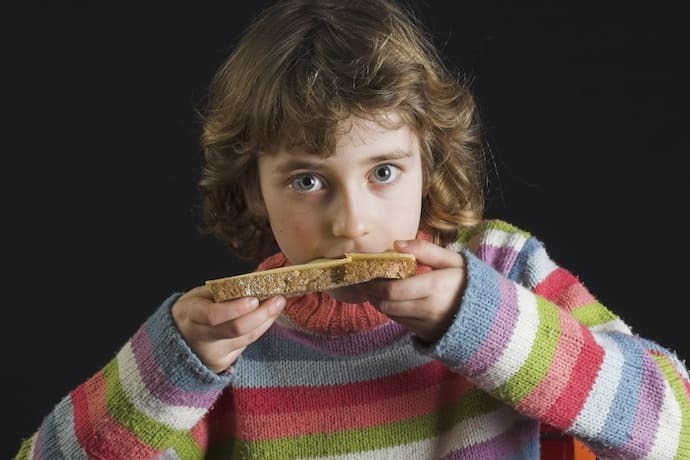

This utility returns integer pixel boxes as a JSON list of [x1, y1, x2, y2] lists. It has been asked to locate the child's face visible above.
[[258, 113, 424, 266]]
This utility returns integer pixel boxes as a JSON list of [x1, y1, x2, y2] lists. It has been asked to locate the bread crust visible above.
[[205, 252, 416, 301]]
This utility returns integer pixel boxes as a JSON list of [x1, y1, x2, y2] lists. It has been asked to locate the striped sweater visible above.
[[16, 220, 690, 459]]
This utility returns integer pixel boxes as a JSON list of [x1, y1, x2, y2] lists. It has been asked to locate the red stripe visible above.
[[190, 417, 210, 451], [535, 268, 578, 300], [535, 267, 597, 312], [234, 360, 452, 415], [70, 370, 159, 457], [204, 390, 237, 445], [70, 372, 95, 450], [240, 374, 473, 440], [543, 326, 605, 427]]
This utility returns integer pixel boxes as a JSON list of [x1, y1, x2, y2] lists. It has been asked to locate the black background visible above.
[[3, 2, 688, 457]]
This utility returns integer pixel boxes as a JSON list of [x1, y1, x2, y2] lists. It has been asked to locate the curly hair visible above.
[[198, 0, 486, 260]]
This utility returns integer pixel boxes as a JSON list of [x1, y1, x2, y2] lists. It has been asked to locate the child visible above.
[[16, 0, 690, 458]]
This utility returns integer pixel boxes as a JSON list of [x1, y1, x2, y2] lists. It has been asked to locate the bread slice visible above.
[[205, 252, 416, 302]]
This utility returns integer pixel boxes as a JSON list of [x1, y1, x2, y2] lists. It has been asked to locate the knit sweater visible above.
[[16, 220, 690, 459]]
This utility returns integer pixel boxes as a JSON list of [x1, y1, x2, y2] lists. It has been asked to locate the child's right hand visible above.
[[171, 286, 286, 373]]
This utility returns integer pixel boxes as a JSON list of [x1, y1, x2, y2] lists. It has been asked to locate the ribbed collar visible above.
[[255, 252, 391, 335]]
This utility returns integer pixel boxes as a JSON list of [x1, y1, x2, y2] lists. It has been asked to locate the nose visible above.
[[330, 189, 369, 239]]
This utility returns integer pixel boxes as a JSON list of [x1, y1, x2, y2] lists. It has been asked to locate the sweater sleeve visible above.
[[15, 293, 233, 460], [419, 220, 690, 459]]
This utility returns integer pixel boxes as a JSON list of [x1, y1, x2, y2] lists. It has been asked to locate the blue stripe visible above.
[[237, 336, 431, 388], [144, 293, 233, 393], [507, 236, 542, 284], [423, 250, 501, 369], [244, 322, 407, 361], [38, 402, 66, 459], [600, 333, 645, 447]]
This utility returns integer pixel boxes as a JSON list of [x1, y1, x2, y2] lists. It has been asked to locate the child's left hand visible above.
[[359, 239, 467, 343]]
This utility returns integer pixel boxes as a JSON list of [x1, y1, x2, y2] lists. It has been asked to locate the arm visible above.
[[425, 220, 690, 459], [15, 294, 232, 459]]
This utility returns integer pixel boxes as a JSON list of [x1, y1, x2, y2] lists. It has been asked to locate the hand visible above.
[[359, 239, 466, 343], [171, 286, 286, 373]]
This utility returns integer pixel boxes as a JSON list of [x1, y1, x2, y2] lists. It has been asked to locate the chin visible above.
[[326, 284, 370, 304]]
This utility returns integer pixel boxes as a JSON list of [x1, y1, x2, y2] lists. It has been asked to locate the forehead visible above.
[[271, 112, 419, 159]]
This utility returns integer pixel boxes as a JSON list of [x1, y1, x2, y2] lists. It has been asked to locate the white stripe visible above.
[[589, 317, 632, 335], [471, 287, 539, 391], [482, 228, 528, 253], [117, 343, 206, 430], [156, 448, 182, 459], [643, 375, 682, 459], [55, 398, 88, 459], [439, 405, 523, 455], [307, 437, 432, 460], [307, 406, 522, 459], [569, 333, 623, 436]]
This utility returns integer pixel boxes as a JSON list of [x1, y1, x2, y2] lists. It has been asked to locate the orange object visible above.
[[540, 424, 597, 459]]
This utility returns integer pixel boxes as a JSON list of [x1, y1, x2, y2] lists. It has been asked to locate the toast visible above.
[[205, 252, 416, 302]]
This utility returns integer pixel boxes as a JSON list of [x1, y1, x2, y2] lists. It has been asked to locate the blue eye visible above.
[[370, 164, 400, 183], [290, 174, 324, 192]]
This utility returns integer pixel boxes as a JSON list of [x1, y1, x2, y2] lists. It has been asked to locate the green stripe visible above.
[[456, 220, 531, 245], [103, 359, 202, 457], [494, 296, 561, 405], [14, 434, 36, 460], [571, 301, 618, 327], [232, 389, 501, 458], [652, 354, 690, 459]]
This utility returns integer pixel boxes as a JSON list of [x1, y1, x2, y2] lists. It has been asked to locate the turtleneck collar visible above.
[[254, 231, 432, 336]]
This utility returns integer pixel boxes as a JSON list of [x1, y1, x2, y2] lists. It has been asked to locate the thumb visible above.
[[394, 239, 464, 271]]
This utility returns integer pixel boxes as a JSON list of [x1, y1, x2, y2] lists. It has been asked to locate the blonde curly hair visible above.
[[199, 0, 486, 260]]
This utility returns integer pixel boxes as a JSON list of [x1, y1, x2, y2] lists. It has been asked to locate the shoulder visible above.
[[453, 219, 533, 252]]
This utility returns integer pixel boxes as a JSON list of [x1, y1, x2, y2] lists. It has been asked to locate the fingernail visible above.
[[395, 240, 408, 249], [248, 297, 259, 308]]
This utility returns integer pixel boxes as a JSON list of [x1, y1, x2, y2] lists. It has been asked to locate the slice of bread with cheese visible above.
[[205, 252, 416, 301]]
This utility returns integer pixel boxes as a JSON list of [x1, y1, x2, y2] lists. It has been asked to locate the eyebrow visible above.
[[272, 149, 415, 174]]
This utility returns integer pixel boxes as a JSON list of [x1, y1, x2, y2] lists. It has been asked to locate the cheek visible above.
[[267, 207, 320, 262], [389, 174, 424, 237]]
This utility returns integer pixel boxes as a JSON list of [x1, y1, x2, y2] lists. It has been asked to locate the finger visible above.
[[208, 296, 285, 340], [363, 275, 430, 302], [206, 297, 260, 326], [394, 239, 464, 270], [235, 308, 283, 346], [207, 312, 282, 372]]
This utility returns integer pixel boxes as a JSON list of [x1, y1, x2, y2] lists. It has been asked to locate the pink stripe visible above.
[[543, 326, 604, 426], [33, 422, 44, 458], [270, 320, 409, 356], [517, 307, 584, 417], [558, 283, 597, 311], [130, 328, 220, 408]]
